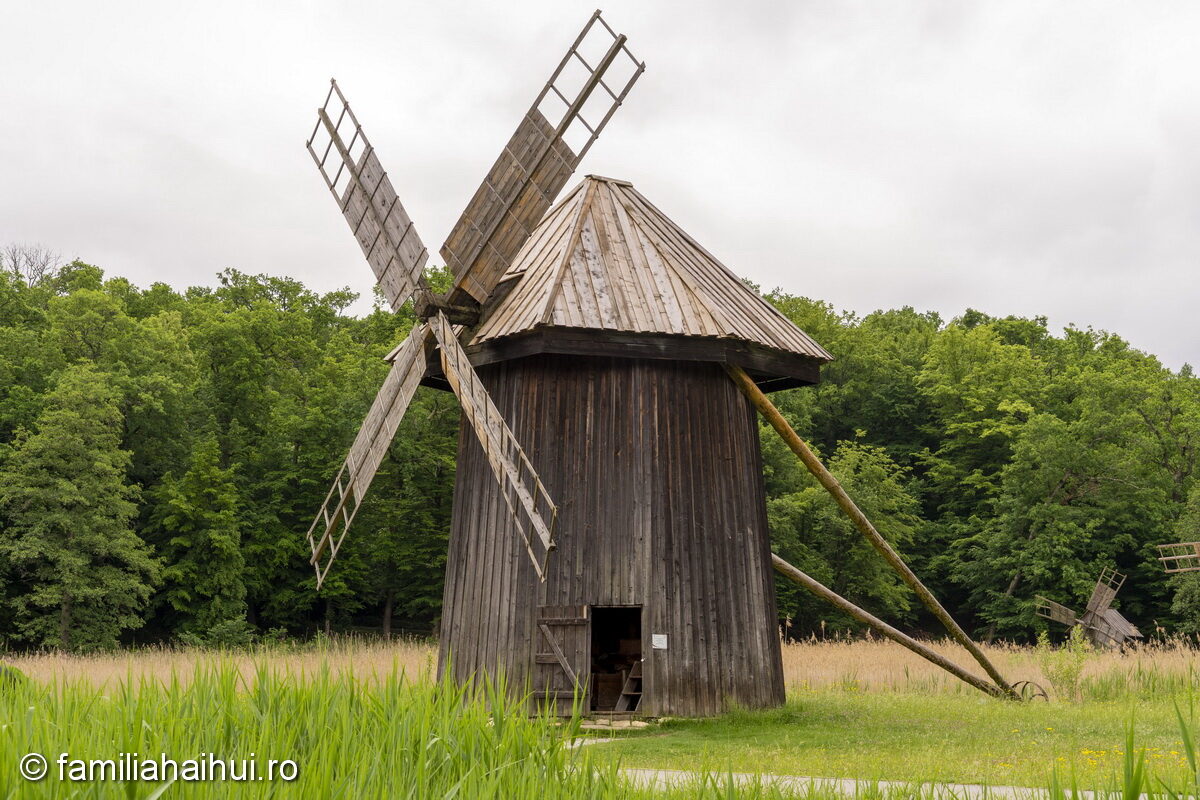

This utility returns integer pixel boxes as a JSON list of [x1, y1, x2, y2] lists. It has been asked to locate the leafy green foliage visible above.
[[150, 434, 246, 634], [1035, 627, 1092, 701], [771, 441, 920, 631], [0, 253, 1197, 649], [0, 364, 158, 650]]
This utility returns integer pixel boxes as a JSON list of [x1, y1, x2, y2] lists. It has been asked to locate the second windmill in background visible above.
[[1036, 567, 1142, 649]]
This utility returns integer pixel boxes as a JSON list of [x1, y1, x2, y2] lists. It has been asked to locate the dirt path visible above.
[[618, 768, 1089, 799]]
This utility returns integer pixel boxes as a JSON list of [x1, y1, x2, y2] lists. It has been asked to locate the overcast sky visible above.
[[3, 1, 1197, 368]]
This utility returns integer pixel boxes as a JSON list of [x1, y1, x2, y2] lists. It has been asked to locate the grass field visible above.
[[589, 636, 1200, 789], [5, 636, 1200, 797]]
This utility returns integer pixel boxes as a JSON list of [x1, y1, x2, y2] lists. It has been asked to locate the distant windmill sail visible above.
[[1158, 542, 1200, 573], [1034, 596, 1077, 627], [1084, 567, 1123, 615]]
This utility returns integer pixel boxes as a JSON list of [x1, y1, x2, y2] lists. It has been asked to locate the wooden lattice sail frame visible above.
[[1158, 542, 1200, 573], [301, 10, 644, 590]]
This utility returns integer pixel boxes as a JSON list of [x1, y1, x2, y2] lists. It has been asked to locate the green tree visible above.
[[770, 441, 921, 634], [1170, 486, 1200, 634], [918, 323, 1044, 518], [0, 364, 159, 650], [150, 434, 246, 635], [948, 341, 1182, 636]]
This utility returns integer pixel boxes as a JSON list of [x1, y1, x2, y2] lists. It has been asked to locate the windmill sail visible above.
[[441, 10, 644, 305], [1158, 542, 1200, 573], [430, 312, 558, 578], [307, 324, 430, 587], [1035, 596, 1077, 626], [1084, 567, 1124, 615], [307, 80, 429, 309]]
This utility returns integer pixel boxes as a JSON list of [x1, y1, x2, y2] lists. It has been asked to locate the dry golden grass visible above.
[[780, 634, 1200, 694], [7, 636, 436, 688], [9, 633, 1200, 696]]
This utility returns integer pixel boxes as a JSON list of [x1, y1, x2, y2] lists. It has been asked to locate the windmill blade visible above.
[[1085, 567, 1125, 615], [307, 324, 431, 588], [1034, 596, 1078, 627], [441, 10, 645, 305], [1158, 542, 1200, 573], [429, 312, 558, 578], [307, 80, 429, 310]]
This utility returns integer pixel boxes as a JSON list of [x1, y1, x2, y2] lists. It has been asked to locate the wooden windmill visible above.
[[1035, 567, 1142, 649], [304, 10, 1022, 716]]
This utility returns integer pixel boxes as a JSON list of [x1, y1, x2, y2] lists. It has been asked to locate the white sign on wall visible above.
[[651, 634, 668, 650]]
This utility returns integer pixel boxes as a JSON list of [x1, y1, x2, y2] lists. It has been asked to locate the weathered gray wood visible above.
[[1035, 596, 1078, 626], [430, 312, 558, 576], [442, 110, 578, 304], [1084, 567, 1123, 614], [452, 326, 823, 393], [438, 356, 784, 717], [532, 606, 589, 716], [469, 177, 832, 374], [1158, 541, 1200, 573], [307, 323, 429, 587], [441, 12, 644, 306], [307, 85, 428, 310], [538, 623, 579, 685]]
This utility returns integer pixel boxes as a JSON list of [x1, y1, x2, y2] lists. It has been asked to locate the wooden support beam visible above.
[[725, 364, 1018, 700], [771, 554, 1006, 699], [413, 289, 481, 326]]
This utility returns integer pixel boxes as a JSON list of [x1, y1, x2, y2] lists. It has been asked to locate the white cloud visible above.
[[2, 0, 1197, 367]]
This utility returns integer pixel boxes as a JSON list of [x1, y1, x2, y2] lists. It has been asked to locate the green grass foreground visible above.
[[0, 662, 927, 800], [8, 648, 1200, 798], [2, 665, 601, 799], [591, 688, 1198, 790]]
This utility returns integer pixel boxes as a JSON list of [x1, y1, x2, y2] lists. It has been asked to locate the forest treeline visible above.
[[0, 252, 1197, 651]]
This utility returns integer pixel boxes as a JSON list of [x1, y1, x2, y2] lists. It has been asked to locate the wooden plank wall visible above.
[[437, 354, 785, 717]]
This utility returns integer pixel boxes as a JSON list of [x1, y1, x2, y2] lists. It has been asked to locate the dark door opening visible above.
[[589, 606, 642, 711]]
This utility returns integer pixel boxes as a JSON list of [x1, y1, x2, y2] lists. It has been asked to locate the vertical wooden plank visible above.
[[439, 354, 786, 717]]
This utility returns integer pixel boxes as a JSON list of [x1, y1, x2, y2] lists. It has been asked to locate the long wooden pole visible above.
[[725, 364, 1017, 699], [771, 554, 1005, 698]]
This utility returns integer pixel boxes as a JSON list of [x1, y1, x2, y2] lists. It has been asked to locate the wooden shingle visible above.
[[470, 176, 833, 368]]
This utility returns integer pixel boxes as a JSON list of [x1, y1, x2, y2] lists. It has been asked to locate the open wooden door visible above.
[[534, 605, 589, 715]]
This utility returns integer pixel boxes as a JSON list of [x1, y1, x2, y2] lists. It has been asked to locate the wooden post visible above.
[[771, 554, 1005, 698], [725, 364, 1018, 700]]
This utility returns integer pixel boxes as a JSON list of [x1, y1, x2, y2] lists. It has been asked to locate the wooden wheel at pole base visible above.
[[1011, 680, 1049, 702]]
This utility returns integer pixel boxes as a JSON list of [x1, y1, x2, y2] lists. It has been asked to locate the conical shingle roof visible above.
[[466, 175, 831, 386]]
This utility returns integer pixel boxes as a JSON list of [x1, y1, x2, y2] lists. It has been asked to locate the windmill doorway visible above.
[[589, 606, 642, 712]]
